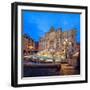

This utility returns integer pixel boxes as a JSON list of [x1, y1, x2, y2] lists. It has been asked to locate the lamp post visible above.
[[63, 39, 69, 62], [63, 39, 73, 61]]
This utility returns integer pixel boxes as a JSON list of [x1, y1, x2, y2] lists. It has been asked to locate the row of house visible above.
[[23, 34, 36, 55]]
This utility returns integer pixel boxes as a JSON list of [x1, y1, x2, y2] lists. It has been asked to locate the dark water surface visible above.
[[23, 62, 61, 77]]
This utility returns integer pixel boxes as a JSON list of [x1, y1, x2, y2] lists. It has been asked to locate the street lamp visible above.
[[63, 39, 73, 60], [63, 39, 69, 61]]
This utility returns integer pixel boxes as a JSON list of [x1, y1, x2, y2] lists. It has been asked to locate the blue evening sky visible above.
[[22, 11, 80, 43]]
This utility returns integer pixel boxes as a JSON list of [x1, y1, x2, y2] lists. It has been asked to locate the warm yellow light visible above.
[[65, 39, 68, 42], [63, 41, 66, 45], [29, 46, 33, 49], [69, 42, 72, 45]]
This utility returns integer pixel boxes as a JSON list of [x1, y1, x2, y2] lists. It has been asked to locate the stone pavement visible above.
[[60, 63, 79, 75]]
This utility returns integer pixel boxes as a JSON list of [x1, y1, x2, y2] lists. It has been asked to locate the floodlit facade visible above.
[[39, 27, 76, 52]]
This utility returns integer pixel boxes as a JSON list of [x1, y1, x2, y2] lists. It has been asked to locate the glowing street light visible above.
[[29, 45, 33, 49]]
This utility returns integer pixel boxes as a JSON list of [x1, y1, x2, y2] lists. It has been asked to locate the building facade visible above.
[[23, 34, 35, 55], [39, 27, 77, 59]]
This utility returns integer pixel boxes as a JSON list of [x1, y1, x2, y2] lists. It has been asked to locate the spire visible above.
[[57, 27, 62, 32], [50, 26, 55, 32]]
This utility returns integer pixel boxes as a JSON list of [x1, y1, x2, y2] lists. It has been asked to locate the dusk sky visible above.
[[22, 11, 80, 43]]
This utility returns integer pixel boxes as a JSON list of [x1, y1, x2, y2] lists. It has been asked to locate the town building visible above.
[[23, 34, 35, 55], [39, 27, 76, 50], [38, 27, 77, 60]]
